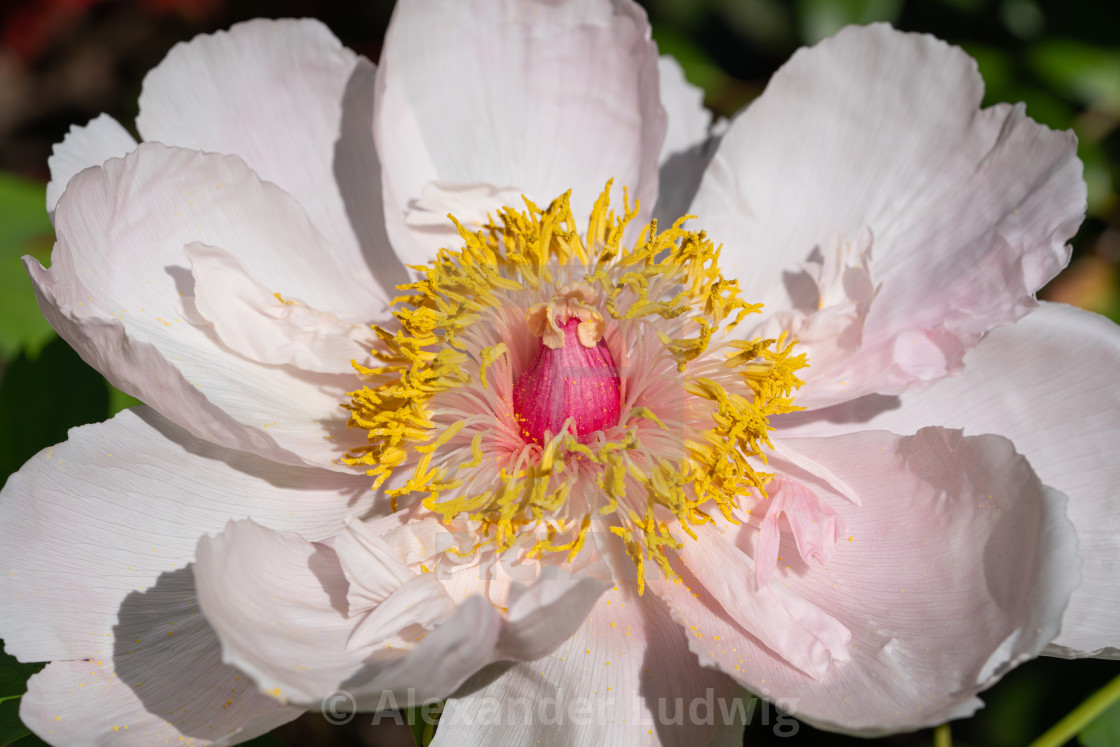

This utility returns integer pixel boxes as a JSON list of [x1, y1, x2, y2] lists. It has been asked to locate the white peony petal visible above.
[[194, 519, 609, 708], [0, 407, 374, 665], [433, 585, 741, 747], [31, 143, 378, 468], [334, 518, 419, 610], [692, 24, 1084, 405], [653, 55, 718, 225], [19, 586, 299, 747], [653, 428, 1079, 735], [46, 114, 137, 219], [184, 243, 376, 375], [774, 302, 1120, 658], [375, 0, 666, 264], [0, 408, 376, 745], [137, 18, 405, 300], [656, 56, 712, 167], [193, 520, 373, 705], [667, 522, 852, 682]]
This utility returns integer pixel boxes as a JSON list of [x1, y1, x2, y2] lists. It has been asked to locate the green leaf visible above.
[[0, 336, 109, 483], [0, 174, 55, 360], [0, 698, 32, 745], [1080, 696, 1120, 747], [797, 0, 902, 44], [405, 701, 442, 746], [999, 0, 1045, 40], [1006, 84, 1077, 131], [960, 43, 1016, 104], [0, 175, 50, 262], [1078, 138, 1116, 218], [107, 386, 144, 417], [1030, 40, 1120, 114], [0, 646, 43, 704], [0, 643, 45, 745], [935, 0, 988, 13], [650, 23, 735, 98]]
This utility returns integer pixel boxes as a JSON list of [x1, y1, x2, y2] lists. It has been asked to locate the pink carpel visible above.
[[512, 317, 621, 445]]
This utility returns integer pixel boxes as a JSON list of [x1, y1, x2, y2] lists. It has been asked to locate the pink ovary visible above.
[[513, 318, 621, 445]]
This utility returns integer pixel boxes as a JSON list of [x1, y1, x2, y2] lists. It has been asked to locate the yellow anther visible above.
[[343, 183, 806, 593]]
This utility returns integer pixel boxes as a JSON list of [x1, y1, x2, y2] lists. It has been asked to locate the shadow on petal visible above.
[[112, 566, 298, 740], [335, 58, 409, 302]]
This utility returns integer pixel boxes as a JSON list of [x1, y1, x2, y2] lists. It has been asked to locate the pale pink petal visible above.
[[334, 518, 418, 609], [194, 520, 608, 708], [653, 55, 718, 225], [137, 18, 404, 300], [663, 522, 852, 681], [754, 476, 845, 590], [31, 143, 377, 468], [656, 56, 712, 166], [19, 596, 299, 746], [433, 585, 740, 747], [376, 0, 665, 264], [0, 408, 374, 665], [184, 243, 375, 375], [775, 302, 1120, 658], [0, 408, 377, 745], [194, 520, 374, 704], [655, 428, 1079, 734], [334, 519, 458, 650], [46, 114, 136, 218], [751, 229, 880, 408], [692, 24, 1084, 405]]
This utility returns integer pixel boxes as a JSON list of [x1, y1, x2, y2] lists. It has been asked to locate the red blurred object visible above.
[[2, 0, 225, 64], [135, 0, 225, 24], [2, 0, 104, 63]]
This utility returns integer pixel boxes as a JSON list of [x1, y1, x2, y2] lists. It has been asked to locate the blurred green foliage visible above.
[[0, 337, 110, 483], [1081, 697, 1120, 747], [0, 175, 55, 359], [0, 646, 43, 745]]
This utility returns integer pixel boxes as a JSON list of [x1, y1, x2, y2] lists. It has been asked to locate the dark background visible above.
[[0, 0, 1118, 745]]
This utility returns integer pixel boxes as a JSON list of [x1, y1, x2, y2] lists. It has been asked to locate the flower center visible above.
[[513, 285, 620, 445], [343, 184, 807, 591]]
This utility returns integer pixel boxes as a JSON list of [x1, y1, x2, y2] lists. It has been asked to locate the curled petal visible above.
[[754, 476, 846, 590], [776, 302, 1120, 659], [434, 585, 740, 747], [194, 519, 609, 708], [137, 18, 402, 299], [654, 428, 1079, 734], [693, 24, 1084, 405], [184, 243, 375, 375], [0, 408, 369, 744], [376, 0, 665, 264], [46, 114, 136, 219], [32, 144, 375, 468]]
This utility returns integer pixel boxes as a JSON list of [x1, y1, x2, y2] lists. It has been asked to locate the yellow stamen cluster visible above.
[[344, 184, 807, 591]]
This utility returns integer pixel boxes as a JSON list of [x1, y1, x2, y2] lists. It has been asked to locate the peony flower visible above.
[[2, 2, 1118, 745]]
